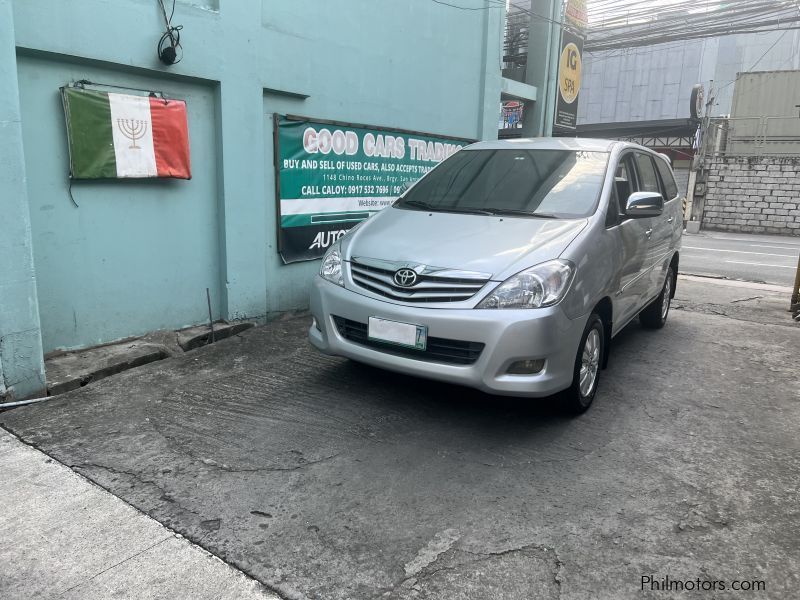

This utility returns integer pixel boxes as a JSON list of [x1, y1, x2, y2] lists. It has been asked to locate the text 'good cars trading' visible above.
[[309, 138, 683, 413]]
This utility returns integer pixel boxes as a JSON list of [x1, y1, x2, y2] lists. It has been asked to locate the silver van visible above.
[[309, 138, 682, 413]]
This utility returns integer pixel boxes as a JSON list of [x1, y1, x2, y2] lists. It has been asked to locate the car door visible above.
[[654, 155, 682, 255], [612, 152, 654, 331], [634, 152, 670, 300]]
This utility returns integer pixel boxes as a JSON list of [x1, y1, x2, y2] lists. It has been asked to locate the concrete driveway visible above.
[[2, 279, 798, 600]]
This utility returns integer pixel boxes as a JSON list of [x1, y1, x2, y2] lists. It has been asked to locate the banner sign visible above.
[[274, 115, 471, 263], [564, 0, 588, 33], [61, 87, 191, 179], [554, 30, 584, 131]]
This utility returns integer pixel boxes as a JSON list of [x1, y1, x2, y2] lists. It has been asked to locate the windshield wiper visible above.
[[399, 200, 494, 215], [399, 199, 436, 210], [479, 208, 560, 219]]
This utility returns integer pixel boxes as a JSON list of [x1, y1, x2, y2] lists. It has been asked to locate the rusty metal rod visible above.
[[206, 288, 216, 343], [792, 253, 800, 314]]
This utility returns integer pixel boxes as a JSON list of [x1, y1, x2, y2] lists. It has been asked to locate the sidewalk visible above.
[[675, 273, 797, 328], [0, 429, 277, 600]]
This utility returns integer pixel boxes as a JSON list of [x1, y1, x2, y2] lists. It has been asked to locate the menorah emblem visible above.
[[117, 118, 149, 149]]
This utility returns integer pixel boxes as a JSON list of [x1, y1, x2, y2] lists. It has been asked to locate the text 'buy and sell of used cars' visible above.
[[309, 138, 683, 413]]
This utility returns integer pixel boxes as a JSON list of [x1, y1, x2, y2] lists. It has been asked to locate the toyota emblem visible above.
[[393, 268, 418, 287]]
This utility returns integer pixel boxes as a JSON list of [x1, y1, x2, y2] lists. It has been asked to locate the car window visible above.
[[655, 157, 679, 199], [634, 153, 661, 194], [397, 149, 610, 219], [613, 154, 637, 215]]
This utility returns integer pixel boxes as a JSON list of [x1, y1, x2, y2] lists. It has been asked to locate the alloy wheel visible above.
[[579, 328, 601, 398], [662, 272, 672, 320]]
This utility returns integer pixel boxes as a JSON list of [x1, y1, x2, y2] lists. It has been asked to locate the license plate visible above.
[[368, 317, 427, 350]]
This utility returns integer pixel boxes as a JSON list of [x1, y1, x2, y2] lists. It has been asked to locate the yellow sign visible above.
[[558, 42, 582, 105]]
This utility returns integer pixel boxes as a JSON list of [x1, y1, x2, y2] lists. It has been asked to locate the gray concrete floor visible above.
[[1, 278, 798, 600], [681, 230, 799, 286], [0, 430, 275, 600]]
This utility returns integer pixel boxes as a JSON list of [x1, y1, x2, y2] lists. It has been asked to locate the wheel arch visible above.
[[592, 297, 613, 369], [669, 252, 679, 298]]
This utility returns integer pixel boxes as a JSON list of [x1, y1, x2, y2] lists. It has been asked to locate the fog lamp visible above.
[[507, 359, 545, 375], [312, 317, 321, 332]]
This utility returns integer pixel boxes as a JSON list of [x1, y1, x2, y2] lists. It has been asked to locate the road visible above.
[[2, 280, 798, 600], [680, 230, 799, 286]]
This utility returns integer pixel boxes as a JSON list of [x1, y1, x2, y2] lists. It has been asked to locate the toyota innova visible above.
[[309, 138, 682, 413]]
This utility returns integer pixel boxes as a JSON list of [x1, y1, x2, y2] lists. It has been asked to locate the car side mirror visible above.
[[625, 191, 663, 218]]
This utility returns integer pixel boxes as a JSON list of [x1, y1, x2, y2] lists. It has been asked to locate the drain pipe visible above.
[[0, 395, 54, 410]]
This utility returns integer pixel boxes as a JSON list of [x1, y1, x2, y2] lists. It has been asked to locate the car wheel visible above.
[[563, 313, 604, 415], [640, 266, 674, 329]]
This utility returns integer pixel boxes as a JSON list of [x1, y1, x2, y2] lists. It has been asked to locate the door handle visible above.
[[667, 217, 674, 223], [645, 228, 653, 237]]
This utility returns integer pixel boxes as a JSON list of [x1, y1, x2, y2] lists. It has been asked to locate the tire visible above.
[[640, 266, 674, 329], [563, 313, 604, 415]]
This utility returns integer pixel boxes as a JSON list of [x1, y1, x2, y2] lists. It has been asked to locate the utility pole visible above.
[[685, 81, 715, 232]]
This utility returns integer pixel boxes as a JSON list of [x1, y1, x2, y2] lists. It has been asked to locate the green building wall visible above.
[[1, 0, 47, 399], [1, 0, 504, 398]]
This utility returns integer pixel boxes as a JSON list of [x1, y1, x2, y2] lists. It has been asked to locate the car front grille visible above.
[[332, 316, 485, 366], [349, 258, 490, 303]]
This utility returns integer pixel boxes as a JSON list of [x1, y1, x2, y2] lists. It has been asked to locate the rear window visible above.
[[634, 153, 661, 194], [655, 158, 679, 199], [397, 149, 610, 218]]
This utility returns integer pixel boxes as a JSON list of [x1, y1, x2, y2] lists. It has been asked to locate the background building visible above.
[[0, 0, 507, 399], [695, 70, 800, 237], [577, 30, 800, 194], [579, 31, 800, 124]]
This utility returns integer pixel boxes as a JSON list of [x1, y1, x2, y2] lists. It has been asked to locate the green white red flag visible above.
[[61, 87, 191, 179]]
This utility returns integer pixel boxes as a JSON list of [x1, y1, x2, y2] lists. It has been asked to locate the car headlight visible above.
[[476, 259, 575, 309], [319, 240, 344, 287]]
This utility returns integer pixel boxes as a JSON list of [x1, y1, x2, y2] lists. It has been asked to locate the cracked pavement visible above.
[[2, 279, 799, 599]]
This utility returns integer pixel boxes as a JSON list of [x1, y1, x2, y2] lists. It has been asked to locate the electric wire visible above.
[[583, 0, 800, 52], [157, 0, 183, 64], [502, 0, 800, 63]]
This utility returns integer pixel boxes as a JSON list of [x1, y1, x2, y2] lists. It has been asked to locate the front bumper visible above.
[[308, 277, 589, 397]]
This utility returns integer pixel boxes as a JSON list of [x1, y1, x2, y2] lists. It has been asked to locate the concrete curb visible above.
[[43, 321, 256, 397]]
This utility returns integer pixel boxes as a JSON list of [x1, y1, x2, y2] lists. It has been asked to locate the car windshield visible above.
[[396, 148, 609, 218]]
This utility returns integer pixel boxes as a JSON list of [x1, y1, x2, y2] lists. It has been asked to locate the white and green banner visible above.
[[274, 115, 471, 263]]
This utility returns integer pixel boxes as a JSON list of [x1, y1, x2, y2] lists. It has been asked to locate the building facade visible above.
[[579, 30, 800, 124], [0, 0, 505, 399], [698, 70, 800, 237]]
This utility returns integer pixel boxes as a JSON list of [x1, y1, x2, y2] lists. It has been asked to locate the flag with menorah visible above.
[[61, 87, 191, 179]]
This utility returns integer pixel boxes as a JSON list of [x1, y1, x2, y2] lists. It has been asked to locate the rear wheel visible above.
[[563, 313, 604, 415], [640, 267, 674, 329]]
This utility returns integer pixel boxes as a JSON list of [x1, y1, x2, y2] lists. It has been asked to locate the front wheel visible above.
[[640, 267, 674, 329], [563, 314, 604, 415]]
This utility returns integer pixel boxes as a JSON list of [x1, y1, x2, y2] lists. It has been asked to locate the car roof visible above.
[[466, 137, 619, 152]]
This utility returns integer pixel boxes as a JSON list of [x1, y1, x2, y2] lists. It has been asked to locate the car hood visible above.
[[343, 207, 588, 280]]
